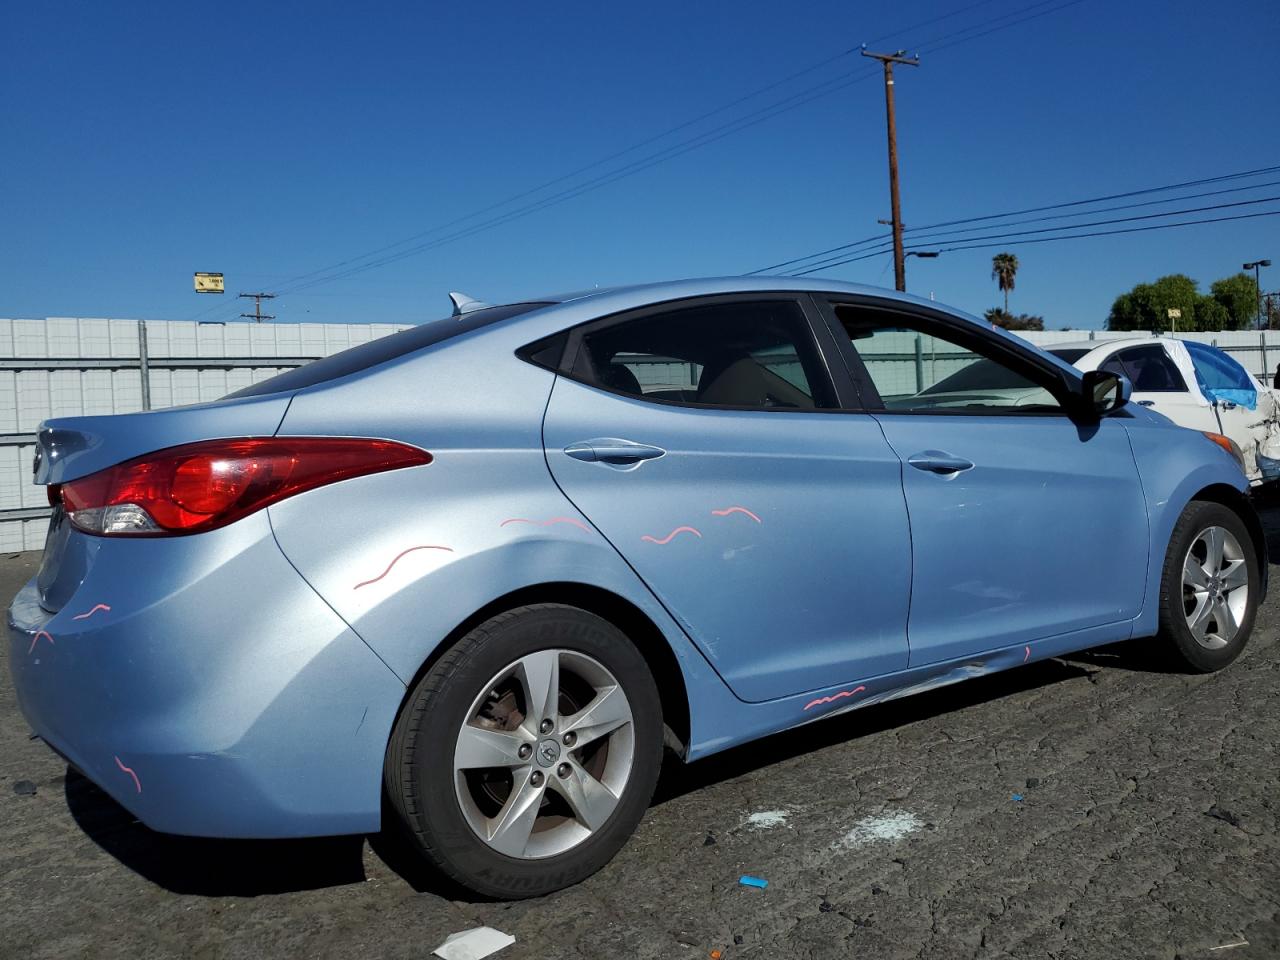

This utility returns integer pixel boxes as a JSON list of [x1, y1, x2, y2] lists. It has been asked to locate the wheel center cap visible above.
[[536, 738, 561, 768]]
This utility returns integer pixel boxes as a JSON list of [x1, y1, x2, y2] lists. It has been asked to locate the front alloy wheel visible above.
[[1181, 525, 1250, 650], [1158, 500, 1259, 673]]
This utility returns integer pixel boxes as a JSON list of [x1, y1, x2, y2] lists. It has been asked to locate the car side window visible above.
[[832, 305, 1065, 414], [574, 300, 836, 410], [1113, 345, 1185, 392], [1099, 355, 1129, 379]]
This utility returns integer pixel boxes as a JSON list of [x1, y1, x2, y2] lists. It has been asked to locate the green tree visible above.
[[1210, 272, 1261, 330], [1195, 296, 1230, 332], [1107, 274, 1200, 331], [991, 253, 1019, 312], [984, 308, 1044, 331]]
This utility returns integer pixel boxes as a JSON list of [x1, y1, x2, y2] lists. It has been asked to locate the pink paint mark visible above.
[[353, 545, 454, 590], [711, 506, 762, 524], [28, 629, 54, 655], [72, 603, 112, 621], [803, 685, 866, 711], [500, 516, 591, 533], [641, 526, 702, 545], [1023, 645, 1031, 664], [114, 755, 142, 794]]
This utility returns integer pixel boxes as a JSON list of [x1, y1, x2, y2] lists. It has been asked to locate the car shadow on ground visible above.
[[64, 769, 370, 897], [652, 657, 1097, 805], [63, 656, 1102, 900]]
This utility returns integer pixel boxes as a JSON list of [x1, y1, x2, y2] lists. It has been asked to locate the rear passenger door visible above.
[[540, 295, 913, 703]]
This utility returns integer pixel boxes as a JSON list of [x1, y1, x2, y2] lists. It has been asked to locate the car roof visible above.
[[528, 275, 962, 314], [1046, 336, 1160, 353]]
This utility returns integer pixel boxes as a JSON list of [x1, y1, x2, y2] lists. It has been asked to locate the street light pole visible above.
[[1244, 260, 1271, 329]]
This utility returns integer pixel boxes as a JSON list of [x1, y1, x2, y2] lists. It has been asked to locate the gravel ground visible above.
[[2, 508, 1279, 960]]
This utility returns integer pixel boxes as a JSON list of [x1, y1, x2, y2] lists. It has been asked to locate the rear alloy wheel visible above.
[[385, 604, 663, 898], [454, 648, 635, 859], [1158, 500, 1259, 672]]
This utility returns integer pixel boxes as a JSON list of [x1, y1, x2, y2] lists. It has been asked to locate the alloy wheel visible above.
[[453, 649, 635, 859], [1181, 525, 1249, 650]]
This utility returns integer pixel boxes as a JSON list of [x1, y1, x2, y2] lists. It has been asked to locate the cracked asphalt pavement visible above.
[[3, 505, 1279, 960]]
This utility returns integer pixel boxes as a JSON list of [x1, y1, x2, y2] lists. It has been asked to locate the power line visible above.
[[792, 192, 1280, 274], [788, 200, 1280, 275], [234, 0, 1017, 307], [931, 208, 1280, 254], [750, 163, 1280, 274], [274, 0, 1084, 299], [194, 0, 1092, 322]]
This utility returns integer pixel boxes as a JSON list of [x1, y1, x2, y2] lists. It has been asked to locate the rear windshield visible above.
[[224, 302, 551, 399]]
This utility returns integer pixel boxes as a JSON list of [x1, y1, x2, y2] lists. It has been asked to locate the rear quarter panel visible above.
[[267, 324, 732, 751]]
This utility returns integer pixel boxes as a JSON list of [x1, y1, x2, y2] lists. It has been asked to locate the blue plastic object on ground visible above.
[[739, 875, 769, 889]]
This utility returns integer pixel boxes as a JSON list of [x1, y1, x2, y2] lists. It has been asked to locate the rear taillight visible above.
[[59, 437, 431, 536]]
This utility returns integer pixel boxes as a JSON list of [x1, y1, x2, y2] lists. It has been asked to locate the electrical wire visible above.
[[788, 201, 1280, 275], [192, 0, 1093, 321], [752, 164, 1280, 275]]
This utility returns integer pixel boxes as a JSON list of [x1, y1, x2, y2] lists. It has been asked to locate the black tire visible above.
[[384, 603, 663, 899], [1156, 500, 1260, 672]]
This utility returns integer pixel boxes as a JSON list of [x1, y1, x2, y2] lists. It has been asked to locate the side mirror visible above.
[[1080, 370, 1130, 417]]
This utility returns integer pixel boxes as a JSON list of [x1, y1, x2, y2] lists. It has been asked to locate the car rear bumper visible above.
[[6, 515, 405, 838]]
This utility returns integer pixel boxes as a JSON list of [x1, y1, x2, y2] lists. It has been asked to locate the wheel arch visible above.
[[386, 581, 692, 763]]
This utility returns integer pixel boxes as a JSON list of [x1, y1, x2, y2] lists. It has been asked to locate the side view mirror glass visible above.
[[1080, 370, 1130, 416]]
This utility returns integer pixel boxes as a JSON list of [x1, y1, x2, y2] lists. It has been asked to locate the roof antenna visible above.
[[449, 291, 490, 317]]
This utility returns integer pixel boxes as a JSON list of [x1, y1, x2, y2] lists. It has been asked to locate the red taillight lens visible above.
[[60, 437, 431, 536]]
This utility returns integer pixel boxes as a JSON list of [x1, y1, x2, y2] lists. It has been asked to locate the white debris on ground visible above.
[[743, 810, 791, 830], [832, 810, 923, 850], [432, 926, 515, 960]]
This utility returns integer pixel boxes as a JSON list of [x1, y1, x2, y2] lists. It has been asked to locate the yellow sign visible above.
[[194, 272, 225, 294]]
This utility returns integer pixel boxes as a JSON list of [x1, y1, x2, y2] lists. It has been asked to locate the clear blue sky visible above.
[[3, 0, 1278, 328]]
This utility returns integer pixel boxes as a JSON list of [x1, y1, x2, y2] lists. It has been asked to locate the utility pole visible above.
[[862, 48, 919, 292], [238, 292, 276, 323]]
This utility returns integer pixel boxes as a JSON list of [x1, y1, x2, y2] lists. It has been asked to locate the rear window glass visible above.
[[224, 302, 550, 399], [1047, 348, 1089, 363]]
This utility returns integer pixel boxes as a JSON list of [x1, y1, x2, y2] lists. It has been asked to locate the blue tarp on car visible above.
[[1184, 340, 1258, 410]]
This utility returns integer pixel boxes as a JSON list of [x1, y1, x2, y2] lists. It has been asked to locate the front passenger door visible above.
[[822, 299, 1150, 667]]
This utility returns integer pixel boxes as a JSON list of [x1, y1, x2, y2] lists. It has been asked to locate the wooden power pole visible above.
[[862, 48, 919, 292], [238, 292, 276, 323]]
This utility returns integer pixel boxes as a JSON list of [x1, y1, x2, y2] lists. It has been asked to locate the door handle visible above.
[[1137, 400, 1155, 406], [906, 450, 975, 474], [564, 438, 666, 464]]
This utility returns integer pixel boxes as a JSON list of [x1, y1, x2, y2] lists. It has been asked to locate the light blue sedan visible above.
[[8, 278, 1265, 897]]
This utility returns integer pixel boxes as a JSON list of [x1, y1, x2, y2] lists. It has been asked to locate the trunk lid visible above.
[[34, 394, 293, 485]]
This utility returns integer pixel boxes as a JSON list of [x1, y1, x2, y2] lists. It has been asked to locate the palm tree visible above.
[[992, 253, 1019, 313]]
